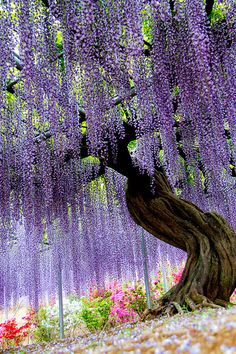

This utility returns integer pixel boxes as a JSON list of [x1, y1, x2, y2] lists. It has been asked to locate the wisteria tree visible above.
[[1, 0, 236, 316]]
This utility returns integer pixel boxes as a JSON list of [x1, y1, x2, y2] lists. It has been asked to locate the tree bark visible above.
[[126, 170, 236, 315]]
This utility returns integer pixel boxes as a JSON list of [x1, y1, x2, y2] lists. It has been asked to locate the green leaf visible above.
[[127, 140, 137, 152]]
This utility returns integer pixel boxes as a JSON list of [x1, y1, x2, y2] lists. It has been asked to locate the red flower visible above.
[[0, 315, 33, 350]]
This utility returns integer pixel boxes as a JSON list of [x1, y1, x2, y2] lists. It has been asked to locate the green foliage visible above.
[[87, 175, 107, 203], [55, 30, 64, 71], [82, 156, 100, 165], [6, 91, 15, 104], [33, 307, 54, 342], [33, 296, 83, 342], [159, 149, 164, 164], [180, 304, 189, 312], [209, 0, 230, 25], [141, 5, 153, 44], [80, 120, 87, 134], [55, 31, 63, 47], [80, 297, 112, 331], [125, 281, 147, 316], [172, 85, 180, 98], [209, 1, 228, 23], [127, 140, 137, 152], [200, 170, 205, 189], [175, 188, 182, 197], [186, 165, 196, 185]]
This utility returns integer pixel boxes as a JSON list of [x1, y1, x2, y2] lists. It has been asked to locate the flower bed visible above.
[[1, 265, 236, 350]]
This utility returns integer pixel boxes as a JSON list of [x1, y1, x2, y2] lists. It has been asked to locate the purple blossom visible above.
[[0, 0, 235, 306]]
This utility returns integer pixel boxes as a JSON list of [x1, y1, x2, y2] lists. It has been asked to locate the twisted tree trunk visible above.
[[126, 171, 236, 316]]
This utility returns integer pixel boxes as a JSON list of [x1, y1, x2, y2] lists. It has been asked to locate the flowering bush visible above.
[[7, 262, 236, 348], [88, 281, 147, 325], [33, 296, 83, 342], [80, 296, 112, 331], [89, 285, 112, 301], [31, 268, 186, 340], [172, 269, 184, 285], [230, 288, 236, 303], [152, 271, 165, 300], [0, 316, 32, 350], [109, 285, 139, 324], [124, 282, 148, 316]]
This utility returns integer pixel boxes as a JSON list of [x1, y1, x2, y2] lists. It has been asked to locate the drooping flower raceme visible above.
[[0, 0, 235, 307]]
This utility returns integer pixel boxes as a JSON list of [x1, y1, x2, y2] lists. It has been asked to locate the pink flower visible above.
[[172, 269, 183, 284], [109, 304, 138, 323]]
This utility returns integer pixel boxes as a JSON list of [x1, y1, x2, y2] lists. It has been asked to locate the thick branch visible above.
[[6, 53, 23, 93], [205, 0, 214, 17], [6, 79, 20, 94], [65, 121, 136, 177], [169, 0, 174, 13]]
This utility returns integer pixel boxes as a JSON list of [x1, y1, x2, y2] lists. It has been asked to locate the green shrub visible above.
[[80, 297, 112, 331], [33, 307, 55, 342], [126, 282, 147, 315], [33, 296, 83, 342]]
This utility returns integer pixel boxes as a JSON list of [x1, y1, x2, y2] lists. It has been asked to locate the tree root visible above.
[[141, 292, 234, 321], [215, 299, 236, 308], [141, 301, 183, 321], [187, 292, 221, 310]]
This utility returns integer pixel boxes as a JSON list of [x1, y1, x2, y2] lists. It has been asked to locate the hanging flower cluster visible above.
[[0, 170, 185, 309], [0, 0, 235, 307]]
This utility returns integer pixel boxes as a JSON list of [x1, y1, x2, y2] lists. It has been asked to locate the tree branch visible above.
[[169, 0, 175, 13], [205, 0, 214, 17], [6, 53, 23, 93], [6, 78, 20, 94], [14, 52, 23, 71], [41, 0, 50, 8]]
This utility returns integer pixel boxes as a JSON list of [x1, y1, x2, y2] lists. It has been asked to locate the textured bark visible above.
[[126, 170, 236, 315]]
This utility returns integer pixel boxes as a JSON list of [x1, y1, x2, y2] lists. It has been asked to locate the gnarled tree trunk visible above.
[[126, 170, 236, 316]]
